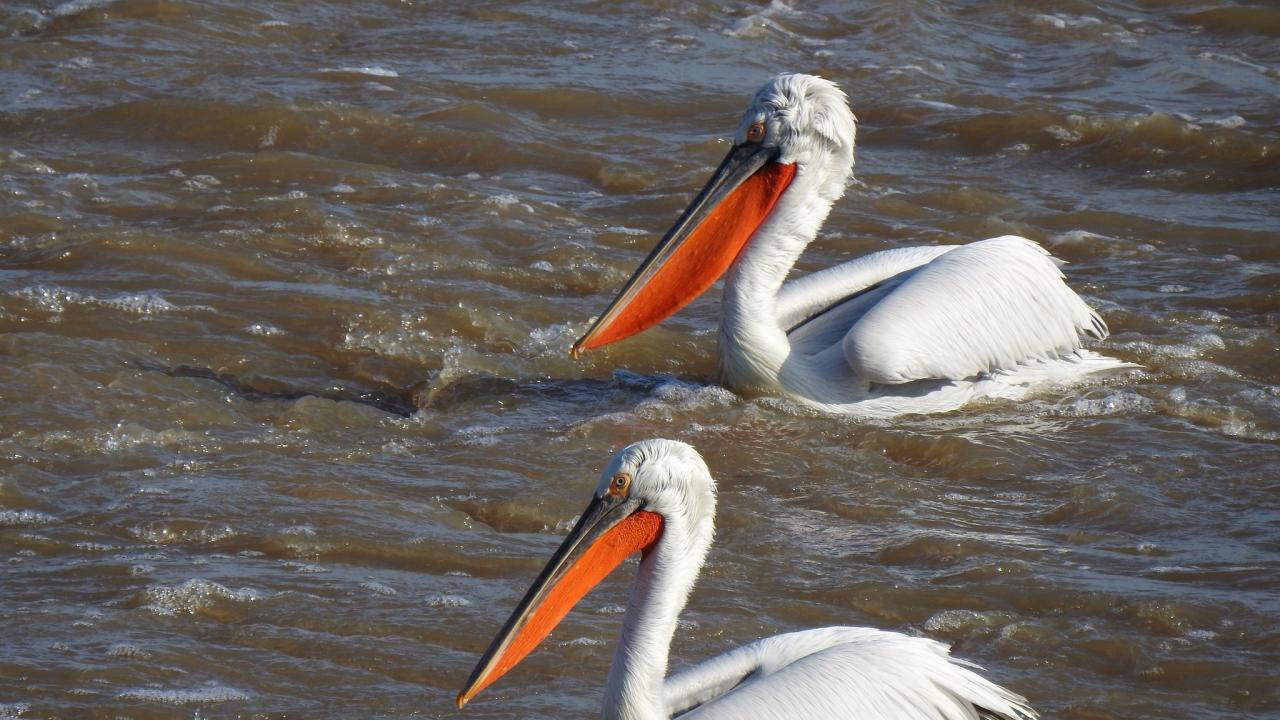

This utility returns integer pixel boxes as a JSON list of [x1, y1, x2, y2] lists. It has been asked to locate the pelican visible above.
[[570, 74, 1129, 416], [457, 439, 1036, 719]]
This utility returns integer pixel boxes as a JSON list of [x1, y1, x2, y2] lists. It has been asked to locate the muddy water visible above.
[[1, 1, 1278, 718]]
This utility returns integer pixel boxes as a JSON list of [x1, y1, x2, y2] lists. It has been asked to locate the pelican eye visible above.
[[745, 122, 766, 143], [608, 472, 632, 497]]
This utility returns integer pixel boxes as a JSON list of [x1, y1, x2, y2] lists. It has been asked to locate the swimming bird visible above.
[[457, 439, 1036, 719], [571, 74, 1128, 416]]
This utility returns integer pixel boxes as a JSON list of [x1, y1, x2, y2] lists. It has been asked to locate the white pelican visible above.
[[571, 74, 1129, 416], [457, 439, 1036, 719]]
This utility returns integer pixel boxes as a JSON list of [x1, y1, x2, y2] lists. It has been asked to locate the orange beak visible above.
[[456, 492, 663, 708], [571, 143, 796, 356]]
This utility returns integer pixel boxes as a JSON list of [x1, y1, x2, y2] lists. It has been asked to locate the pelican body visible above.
[[571, 74, 1128, 416], [457, 439, 1036, 719]]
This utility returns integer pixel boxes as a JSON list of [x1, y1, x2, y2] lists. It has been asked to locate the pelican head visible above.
[[456, 439, 716, 708], [738, 73, 856, 172], [571, 73, 857, 356]]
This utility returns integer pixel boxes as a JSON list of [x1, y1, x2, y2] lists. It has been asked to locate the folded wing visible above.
[[842, 236, 1107, 386], [665, 626, 1036, 720]]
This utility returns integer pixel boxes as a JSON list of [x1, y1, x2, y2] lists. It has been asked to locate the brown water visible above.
[[2, 1, 1278, 718]]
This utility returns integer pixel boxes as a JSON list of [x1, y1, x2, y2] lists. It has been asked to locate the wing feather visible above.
[[842, 236, 1107, 385], [775, 245, 957, 332], [669, 627, 1035, 720]]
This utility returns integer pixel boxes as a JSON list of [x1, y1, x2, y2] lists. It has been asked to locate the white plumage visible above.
[[573, 74, 1132, 415], [666, 627, 1031, 720], [621, 440, 1034, 719], [459, 440, 1037, 720], [839, 237, 1106, 385]]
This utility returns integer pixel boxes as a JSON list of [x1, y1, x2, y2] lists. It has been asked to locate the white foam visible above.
[[457, 425, 507, 447], [360, 580, 397, 596], [13, 285, 74, 313], [642, 379, 738, 413], [1045, 124, 1083, 142], [1046, 229, 1110, 247], [183, 174, 221, 191], [923, 608, 1011, 633], [1148, 565, 1198, 574], [424, 594, 470, 607], [321, 66, 399, 77], [80, 424, 209, 454], [523, 323, 578, 356], [1208, 115, 1246, 129], [725, 0, 797, 39], [1165, 385, 1276, 437], [245, 322, 284, 336], [104, 293, 180, 314], [129, 521, 235, 545], [340, 315, 436, 363], [914, 99, 960, 111], [0, 703, 30, 719], [559, 636, 604, 647], [0, 510, 56, 527], [107, 643, 152, 659], [143, 579, 261, 616], [1034, 13, 1104, 30], [1053, 390, 1157, 417], [380, 439, 412, 456], [52, 0, 116, 17], [887, 64, 930, 77], [117, 684, 250, 704], [1034, 13, 1068, 29], [1197, 52, 1274, 77], [485, 193, 532, 213], [1118, 335, 1226, 362], [603, 225, 649, 236], [12, 285, 208, 316]]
